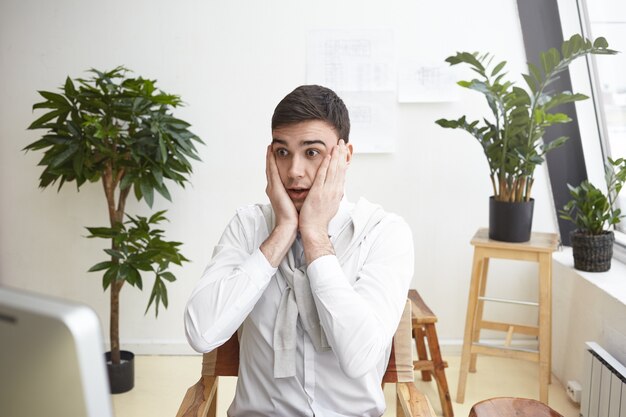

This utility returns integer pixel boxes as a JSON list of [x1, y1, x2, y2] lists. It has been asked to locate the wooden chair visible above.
[[409, 289, 454, 417], [176, 299, 435, 417]]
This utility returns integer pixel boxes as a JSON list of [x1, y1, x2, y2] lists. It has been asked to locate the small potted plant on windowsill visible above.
[[436, 34, 616, 242], [559, 158, 626, 272]]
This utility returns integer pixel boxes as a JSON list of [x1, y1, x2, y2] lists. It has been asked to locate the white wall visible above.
[[552, 252, 626, 385], [0, 0, 558, 354]]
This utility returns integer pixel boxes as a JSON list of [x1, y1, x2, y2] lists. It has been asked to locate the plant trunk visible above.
[[525, 178, 534, 202], [110, 281, 123, 364], [498, 176, 508, 202], [102, 162, 128, 365]]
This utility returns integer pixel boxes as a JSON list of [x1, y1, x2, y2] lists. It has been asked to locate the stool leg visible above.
[[457, 248, 484, 403], [538, 252, 552, 404], [470, 257, 489, 373], [413, 325, 432, 381], [424, 323, 454, 417]]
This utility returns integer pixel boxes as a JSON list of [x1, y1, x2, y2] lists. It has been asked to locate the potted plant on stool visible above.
[[25, 67, 203, 392], [559, 158, 626, 272], [436, 34, 616, 242]]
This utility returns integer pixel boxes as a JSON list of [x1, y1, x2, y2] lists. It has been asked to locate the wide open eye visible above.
[[305, 148, 321, 158], [275, 148, 289, 158]]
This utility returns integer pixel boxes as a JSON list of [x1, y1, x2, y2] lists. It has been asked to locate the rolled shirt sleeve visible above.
[[307, 215, 414, 378], [184, 208, 277, 353]]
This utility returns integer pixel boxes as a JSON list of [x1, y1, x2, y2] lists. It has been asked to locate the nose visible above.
[[287, 154, 305, 180]]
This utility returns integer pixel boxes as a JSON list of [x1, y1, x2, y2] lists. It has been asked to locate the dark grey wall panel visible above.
[[516, 0, 588, 245]]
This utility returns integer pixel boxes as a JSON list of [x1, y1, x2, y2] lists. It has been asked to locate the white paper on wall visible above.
[[306, 29, 396, 153], [341, 91, 396, 154], [397, 61, 458, 103], [306, 29, 395, 92]]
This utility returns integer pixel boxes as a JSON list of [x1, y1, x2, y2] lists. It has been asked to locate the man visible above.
[[185, 85, 414, 417]]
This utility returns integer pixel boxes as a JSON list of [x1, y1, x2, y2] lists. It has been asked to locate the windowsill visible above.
[[553, 247, 626, 306]]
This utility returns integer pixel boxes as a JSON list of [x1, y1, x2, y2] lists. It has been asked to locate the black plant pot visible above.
[[489, 197, 535, 243], [105, 350, 135, 394], [570, 230, 614, 272]]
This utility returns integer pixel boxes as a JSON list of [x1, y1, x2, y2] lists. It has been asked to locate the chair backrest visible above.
[[201, 329, 239, 377], [383, 299, 414, 383], [200, 299, 414, 382]]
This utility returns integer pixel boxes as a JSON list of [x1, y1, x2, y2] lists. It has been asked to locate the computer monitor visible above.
[[0, 286, 114, 417]]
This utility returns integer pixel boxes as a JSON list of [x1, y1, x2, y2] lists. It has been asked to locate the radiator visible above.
[[581, 342, 626, 417]]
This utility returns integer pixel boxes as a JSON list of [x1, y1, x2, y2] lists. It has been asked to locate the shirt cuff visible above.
[[307, 255, 350, 292], [243, 248, 278, 288]]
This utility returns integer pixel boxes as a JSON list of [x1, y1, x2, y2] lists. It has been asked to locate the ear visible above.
[[346, 143, 354, 165]]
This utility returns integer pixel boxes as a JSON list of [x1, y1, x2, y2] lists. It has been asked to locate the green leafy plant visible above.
[[86, 211, 188, 315], [25, 67, 202, 364], [436, 34, 616, 202], [560, 158, 626, 235]]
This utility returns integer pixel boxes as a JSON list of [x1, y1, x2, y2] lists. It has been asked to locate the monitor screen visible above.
[[0, 286, 114, 417]]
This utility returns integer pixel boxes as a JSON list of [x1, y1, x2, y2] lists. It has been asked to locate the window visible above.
[[559, 0, 626, 261], [581, 0, 626, 229], [572, 0, 626, 260], [518, 0, 626, 262]]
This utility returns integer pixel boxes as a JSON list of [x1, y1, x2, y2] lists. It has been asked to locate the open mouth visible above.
[[287, 188, 309, 200]]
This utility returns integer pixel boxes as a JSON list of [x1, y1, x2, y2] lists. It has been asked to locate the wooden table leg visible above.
[[470, 257, 489, 373], [538, 253, 552, 404], [457, 248, 484, 403]]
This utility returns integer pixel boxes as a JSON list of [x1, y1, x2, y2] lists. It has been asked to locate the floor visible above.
[[111, 354, 579, 417]]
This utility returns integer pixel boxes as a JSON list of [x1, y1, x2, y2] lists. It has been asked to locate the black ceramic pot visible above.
[[488, 197, 535, 243], [570, 230, 614, 272], [105, 350, 135, 394]]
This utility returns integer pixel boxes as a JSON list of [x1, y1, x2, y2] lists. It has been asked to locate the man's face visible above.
[[271, 120, 353, 211]]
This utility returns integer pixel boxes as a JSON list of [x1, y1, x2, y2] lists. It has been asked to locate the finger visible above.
[[329, 140, 347, 187], [326, 144, 342, 186], [328, 144, 348, 197], [311, 153, 331, 191], [265, 145, 272, 184], [266, 145, 284, 196], [334, 144, 347, 175], [267, 145, 281, 184], [334, 156, 348, 191]]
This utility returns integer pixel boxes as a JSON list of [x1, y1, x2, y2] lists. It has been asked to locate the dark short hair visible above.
[[271, 85, 350, 142]]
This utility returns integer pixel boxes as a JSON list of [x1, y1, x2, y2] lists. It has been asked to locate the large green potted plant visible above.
[[559, 158, 626, 272], [25, 67, 202, 392], [436, 34, 616, 242]]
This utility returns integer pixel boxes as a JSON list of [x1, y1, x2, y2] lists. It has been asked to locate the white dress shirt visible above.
[[185, 198, 414, 417]]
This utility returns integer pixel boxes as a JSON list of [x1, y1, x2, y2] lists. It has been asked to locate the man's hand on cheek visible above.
[[265, 145, 298, 230], [261, 145, 298, 267], [299, 140, 349, 238]]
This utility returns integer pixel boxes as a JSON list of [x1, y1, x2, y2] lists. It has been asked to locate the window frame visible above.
[[574, 0, 626, 263]]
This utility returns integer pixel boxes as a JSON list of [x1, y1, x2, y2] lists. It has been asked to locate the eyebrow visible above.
[[271, 139, 327, 148]]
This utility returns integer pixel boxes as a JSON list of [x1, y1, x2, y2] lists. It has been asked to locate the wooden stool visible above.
[[468, 397, 563, 417], [456, 228, 559, 405], [408, 289, 454, 417]]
